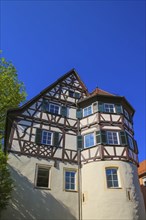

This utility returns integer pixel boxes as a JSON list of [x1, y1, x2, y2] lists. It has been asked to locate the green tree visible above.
[[0, 148, 13, 213], [0, 55, 27, 143], [0, 54, 27, 213]]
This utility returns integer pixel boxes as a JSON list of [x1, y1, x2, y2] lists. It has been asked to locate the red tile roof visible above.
[[90, 87, 114, 96]]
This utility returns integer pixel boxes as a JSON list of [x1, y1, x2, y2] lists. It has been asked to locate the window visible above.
[[69, 90, 81, 99], [124, 118, 129, 127], [84, 133, 94, 148], [98, 102, 123, 114], [35, 129, 61, 147], [127, 135, 134, 150], [83, 106, 92, 117], [142, 177, 146, 186], [49, 103, 60, 114], [35, 165, 50, 188], [106, 168, 119, 188], [104, 103, 115, 113], [42, 100, 68, 117], [42, 131, 52, 145], [65, 170, 77, 191], [124, 109, 129, 120], [69, 90, 74, 97], [107, 131, 119, 145]]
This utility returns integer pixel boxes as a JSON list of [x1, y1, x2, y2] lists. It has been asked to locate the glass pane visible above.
[[66, 172, 70, 176], [65, 183, 70, 189], [111, 169, 117, 175], [71, 184, 75, 190], [69, 91, 74, 97], [65, 177, 70, 183], [113, 175, 118, 180], [43, 134, 47, 137], [113, 181, 119, 187], [107, 175, 112, 180], [38, 169, 48, 177], [37, 167, 49, 187], [88, 106, 92, 114], [71, 179, 74, 183], [107, 180, 113, 188], [84, 108, 87, 116], [85, 133, 94, 148], [106, 169, 112, 175], [71, 172, 75, 177], [83, 106, 92, 116]]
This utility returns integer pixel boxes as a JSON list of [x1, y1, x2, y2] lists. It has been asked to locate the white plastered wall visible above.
[[81, 160, 146, 220], [1, 153, 79, 220]]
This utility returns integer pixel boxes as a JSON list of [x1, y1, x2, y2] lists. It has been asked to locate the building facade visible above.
[[138, 160, 146, 210], [2, 69, 146, 220]]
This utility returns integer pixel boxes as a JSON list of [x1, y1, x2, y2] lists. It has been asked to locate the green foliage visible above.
[[0, 55, 27, 143], [0, 148, 13, 213], [0, 54, 26, 212]]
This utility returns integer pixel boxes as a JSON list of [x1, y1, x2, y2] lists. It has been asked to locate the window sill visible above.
[[84, 144, 96, 149], [64, 189, 78, 193], [34, 186, 51, 190], [107, 187, 122, 189]]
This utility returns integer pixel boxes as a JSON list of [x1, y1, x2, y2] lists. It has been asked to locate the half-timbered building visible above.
[[2, 69, 145, 220]]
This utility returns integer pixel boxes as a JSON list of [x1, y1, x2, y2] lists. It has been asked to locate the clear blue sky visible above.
[[1, 0, 145, 162]]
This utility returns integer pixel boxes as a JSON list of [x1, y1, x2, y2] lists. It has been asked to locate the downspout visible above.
[[78, 150, 82, 220]]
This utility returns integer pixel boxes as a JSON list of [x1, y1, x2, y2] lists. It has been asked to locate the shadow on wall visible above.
[[1, 165, 76, 220]]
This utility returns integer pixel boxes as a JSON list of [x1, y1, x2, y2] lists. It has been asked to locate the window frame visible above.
[[104, 103, 115, 113], [48, 103, 60, 115], [35, 164, 51, 189], [83, 105, 93, 117], [69, 90, 74, 98], [127, 134, 134, 150], [64, 169, 78, 192], [41, 130, 53, 145], [105, 167, 121, 189], [107, 131, 119, 145], [68, 90, 81, 99], [84, 132, 95, 148], [124, 109, 130, 120], [142, 177, 146, 186]]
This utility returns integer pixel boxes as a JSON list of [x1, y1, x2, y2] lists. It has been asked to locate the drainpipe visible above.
[[78, 150, 82, 220]]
